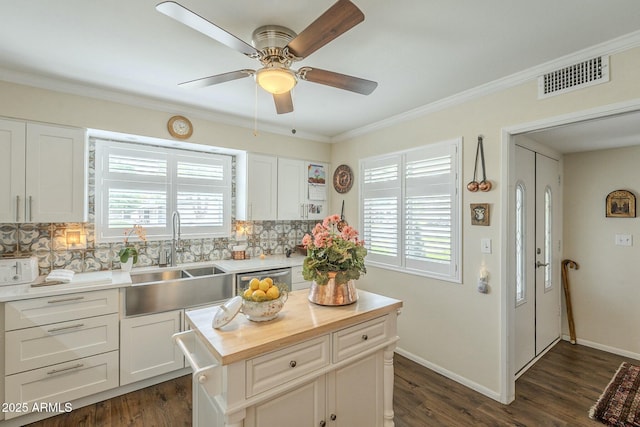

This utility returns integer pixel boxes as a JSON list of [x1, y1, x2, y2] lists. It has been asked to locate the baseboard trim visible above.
[[394, 347, 501, 402], [561, 335, 640, 361]]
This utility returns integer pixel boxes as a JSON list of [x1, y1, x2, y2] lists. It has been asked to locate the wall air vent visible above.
[[538, 56, 609, 99]]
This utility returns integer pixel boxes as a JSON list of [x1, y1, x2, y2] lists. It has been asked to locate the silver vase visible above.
[[308, 272, 358, 306]]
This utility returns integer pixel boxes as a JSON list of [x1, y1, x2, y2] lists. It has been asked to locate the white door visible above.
[[514, 145, 561, 373]]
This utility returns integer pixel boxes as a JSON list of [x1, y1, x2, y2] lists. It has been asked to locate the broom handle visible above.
[[561, 259, 579, 344]]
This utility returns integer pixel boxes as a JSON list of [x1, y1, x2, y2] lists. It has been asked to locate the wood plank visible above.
[[25, 341, 638, 426], [187, 289, 403, 365]]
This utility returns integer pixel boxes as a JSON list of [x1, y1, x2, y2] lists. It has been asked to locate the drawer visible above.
[[5, 313, 119, 375], [4, 350, 119, 420], [5, 289, 119, 331], [246, 335, 330, 397], [333, 315, 392, 363]]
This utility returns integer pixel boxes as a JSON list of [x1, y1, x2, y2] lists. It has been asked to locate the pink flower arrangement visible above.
[[118, 224, 147, 265], [302, 215, 367, 286]]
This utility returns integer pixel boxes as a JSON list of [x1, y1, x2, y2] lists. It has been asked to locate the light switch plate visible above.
[[481, 238, 492, 254], [615, 234, 632, 246]]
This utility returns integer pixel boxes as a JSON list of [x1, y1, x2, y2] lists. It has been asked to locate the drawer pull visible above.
[[362, 334, 369, 341], [330, 414, 337, 421], [319, 421, 326, 427], [289, 360, 297, 368], [47, 363, 84, 375], [47, 323, 85, 333], [47, 296, 85, 304]]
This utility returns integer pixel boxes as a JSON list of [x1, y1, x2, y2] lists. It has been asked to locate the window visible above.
[[360, 138, 461, 282], [94, 140, 231, 241]]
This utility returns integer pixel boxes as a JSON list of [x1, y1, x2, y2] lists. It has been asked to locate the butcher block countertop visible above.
[[185, 289, 403, 365]]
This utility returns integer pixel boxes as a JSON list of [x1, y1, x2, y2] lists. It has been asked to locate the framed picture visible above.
[[470, 203, 490, 226], [606, 190, 636, 218]]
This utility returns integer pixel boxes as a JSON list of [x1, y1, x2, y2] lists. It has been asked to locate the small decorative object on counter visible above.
[[240, 277, 288, 321], [118, 224, 146, 272], [302, 214, 367, 305]]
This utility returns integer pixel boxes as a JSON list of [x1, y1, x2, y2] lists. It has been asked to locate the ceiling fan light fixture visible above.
[[255, 67, 297, 94]]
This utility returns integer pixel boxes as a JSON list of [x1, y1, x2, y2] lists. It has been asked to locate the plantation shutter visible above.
[[95, 140, 231, 241], [359, 138, 460, 282], [361, 155, 402, 266], [404, 144, 457, 278]]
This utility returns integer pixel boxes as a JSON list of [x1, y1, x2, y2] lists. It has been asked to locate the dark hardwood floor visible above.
[[25, 341, 637, 427]]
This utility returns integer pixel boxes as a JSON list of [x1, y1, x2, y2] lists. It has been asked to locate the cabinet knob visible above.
[[330, 414, 337, 421], [289, 360, 297, 368], [362, 334, 368, 341], [198, 375, 207, 383], [319, 421, 326, 427]]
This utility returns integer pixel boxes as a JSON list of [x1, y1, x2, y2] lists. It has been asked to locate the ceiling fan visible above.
[[156, 0, 378, 114]]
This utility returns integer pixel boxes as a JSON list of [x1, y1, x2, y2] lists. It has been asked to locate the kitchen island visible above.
[[178, 289, 403, 427]]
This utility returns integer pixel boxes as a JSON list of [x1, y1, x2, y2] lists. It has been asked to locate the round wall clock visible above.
[[333, 164, 354, 194], [167, 115, 193, 139]]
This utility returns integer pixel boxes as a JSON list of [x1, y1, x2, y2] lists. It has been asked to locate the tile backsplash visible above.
[[0, 220, 313, 275]]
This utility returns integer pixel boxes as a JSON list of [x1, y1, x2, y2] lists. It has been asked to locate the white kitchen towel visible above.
[[46, 269, 75, 283]]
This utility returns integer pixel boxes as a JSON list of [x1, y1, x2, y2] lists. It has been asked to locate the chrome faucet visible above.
[[171, 211, 182, 266]]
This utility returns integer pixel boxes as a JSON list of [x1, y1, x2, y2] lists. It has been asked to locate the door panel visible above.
[[513, 146, 560, 373]]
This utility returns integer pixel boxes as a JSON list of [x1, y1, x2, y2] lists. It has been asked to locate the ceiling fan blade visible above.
[[156, 1, 259, 58], [178, 70, 254, 88], [273, 92, 294, 114], [299, 67, 377, 95], [285, 0, 364, 59]]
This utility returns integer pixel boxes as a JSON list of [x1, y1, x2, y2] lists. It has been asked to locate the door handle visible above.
[[535, 261, 549, 268]]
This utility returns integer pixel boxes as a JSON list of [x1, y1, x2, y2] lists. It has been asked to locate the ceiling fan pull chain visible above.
[[253, 83, 259, 136]]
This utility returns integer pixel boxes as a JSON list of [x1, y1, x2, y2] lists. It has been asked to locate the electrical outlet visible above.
[[615, 234, 632, 246]]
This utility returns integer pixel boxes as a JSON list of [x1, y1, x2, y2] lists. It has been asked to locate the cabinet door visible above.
[[245, 376, 326, 427], [120, 310, 184, 385], [0, 118, 26, 222], [246, 154, 277, 220], [329, 351, 384, 427], [277, 158, 305, 220], [25, 123, 86, 222]]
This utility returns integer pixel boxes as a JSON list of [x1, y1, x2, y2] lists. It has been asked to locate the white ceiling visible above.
[[2, 0, 640, 142]]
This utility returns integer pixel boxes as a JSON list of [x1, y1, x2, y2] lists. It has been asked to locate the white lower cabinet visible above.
[[120, 309, 184, 385], [178, 310, 397, 427], [291, 265, 311, 291], [4, 350, 119, 420], [3, 289, 120, 420], [246, 353, 382, 427]]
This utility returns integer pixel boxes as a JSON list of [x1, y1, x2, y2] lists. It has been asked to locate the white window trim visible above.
[[94, 139, 232, 243], [359, 137, 462, 283]]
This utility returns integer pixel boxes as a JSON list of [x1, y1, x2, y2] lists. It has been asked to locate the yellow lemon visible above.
[[249, 278, 260, 290], [259, 279, 271, 292], [266, 286, 280, 300], [264, 277, 273, 287], [243, 288, 253, 300], [252, 289, 267, 301]]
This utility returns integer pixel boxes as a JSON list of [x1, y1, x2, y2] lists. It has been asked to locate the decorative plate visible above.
[[212, 296, 242, 328], [333, 164, 354, 194]]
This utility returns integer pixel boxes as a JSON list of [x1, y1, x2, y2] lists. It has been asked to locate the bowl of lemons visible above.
[[241, 277, 288, 322]]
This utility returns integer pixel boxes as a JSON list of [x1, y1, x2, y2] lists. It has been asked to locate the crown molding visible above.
[[332, 30, 640, 143], [0, 67, 330, 143]]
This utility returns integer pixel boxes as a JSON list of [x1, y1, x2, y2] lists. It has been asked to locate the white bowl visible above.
[[241, 292, 288, 322]]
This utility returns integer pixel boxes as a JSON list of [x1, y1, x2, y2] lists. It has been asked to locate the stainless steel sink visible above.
[[125, 266, 233, 317]]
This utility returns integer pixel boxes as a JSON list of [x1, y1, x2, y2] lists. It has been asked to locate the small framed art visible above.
[[471, 203, 490, 226], [606, 190, 636, 218]]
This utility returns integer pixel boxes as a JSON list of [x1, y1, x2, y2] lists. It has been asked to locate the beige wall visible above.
[[331, 46, 640, 398], [563, 146, 640, 357]]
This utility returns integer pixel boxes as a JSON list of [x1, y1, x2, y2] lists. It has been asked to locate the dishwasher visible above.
[[235, 267, 292, 295]]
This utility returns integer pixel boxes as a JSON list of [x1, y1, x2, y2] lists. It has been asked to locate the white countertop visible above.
[[0, 255, 306, 302]]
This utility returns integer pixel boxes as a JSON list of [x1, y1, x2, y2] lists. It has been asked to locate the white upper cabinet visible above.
[[0, 118, 87, 223], [237, 153, 278, 221], [277, 158, 329, 221]]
